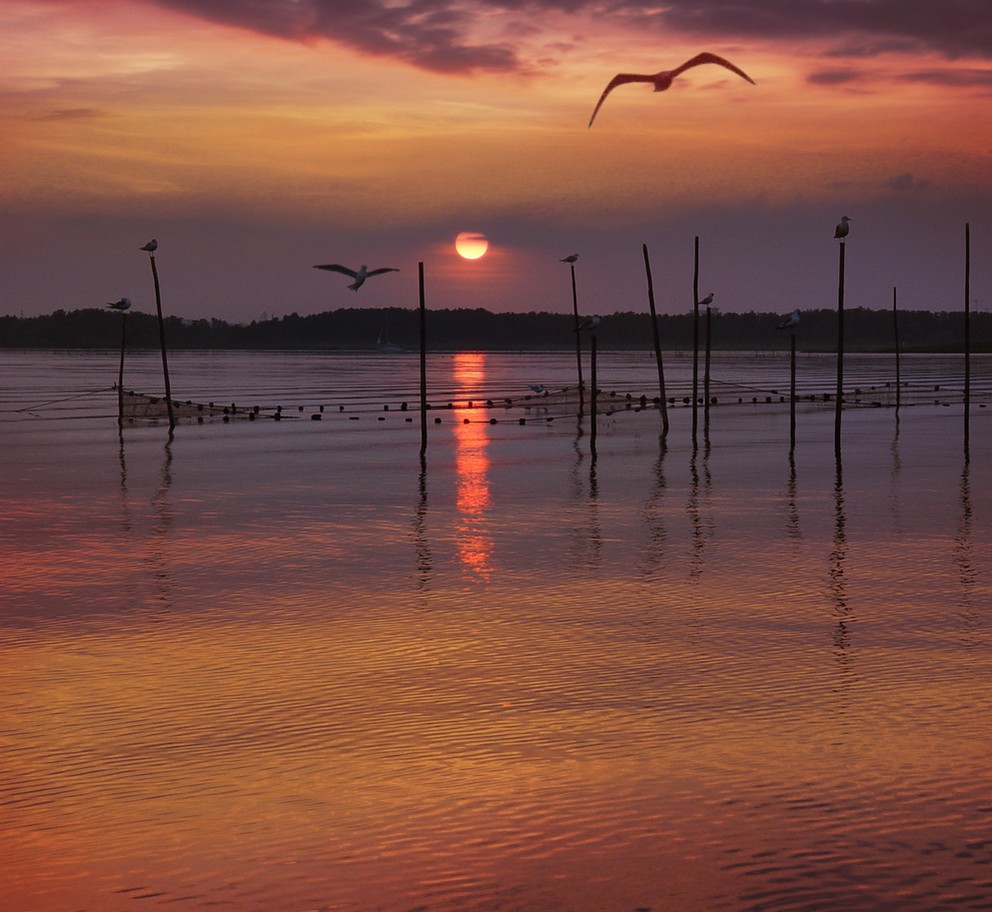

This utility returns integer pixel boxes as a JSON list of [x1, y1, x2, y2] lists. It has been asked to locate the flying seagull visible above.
[[588, 52, 756, 128], [575, 315, 602, 332], [140, 239, 158, 252], [834, 216, 851, 239], [107, 297, 132, 311], [560, 254, 579, 263], [314, 263, 399, 291], [777, 309, 800, 331]]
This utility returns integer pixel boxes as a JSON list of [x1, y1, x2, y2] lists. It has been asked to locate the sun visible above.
[[455, 231, 489, 260]]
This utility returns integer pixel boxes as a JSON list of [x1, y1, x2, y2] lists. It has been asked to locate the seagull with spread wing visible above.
[[588, 52, 756, 128], [314, 263, 399, 291]]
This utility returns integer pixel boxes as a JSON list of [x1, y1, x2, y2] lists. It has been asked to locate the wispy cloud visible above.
[[145, 0, 992, 76]]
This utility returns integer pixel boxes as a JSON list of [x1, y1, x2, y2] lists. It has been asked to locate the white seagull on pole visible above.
[[700, 292, 714, 307], [314, 263, 399, 291], [560, 254, 579, 263], [140, 239, 158, 252], [107, 297, 132, 311], [834, 216, 851, 239], [777, 309, 800, 331], [588, 52, 756, 128], [575, 315, 602, 332]]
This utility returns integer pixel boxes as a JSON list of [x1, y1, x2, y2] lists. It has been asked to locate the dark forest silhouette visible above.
[[1, 306, 989, 352]]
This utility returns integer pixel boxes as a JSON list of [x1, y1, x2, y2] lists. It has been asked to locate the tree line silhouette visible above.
[[1, 306, 988, 352]]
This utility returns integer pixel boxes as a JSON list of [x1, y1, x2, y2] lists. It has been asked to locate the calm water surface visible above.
[[1, 350, 990, 912]]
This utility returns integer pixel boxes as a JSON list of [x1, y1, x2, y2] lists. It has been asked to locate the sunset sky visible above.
[[2, 0, 990, 322]]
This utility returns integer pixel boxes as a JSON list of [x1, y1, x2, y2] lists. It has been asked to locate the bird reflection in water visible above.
[[453, 353, 494, 580]]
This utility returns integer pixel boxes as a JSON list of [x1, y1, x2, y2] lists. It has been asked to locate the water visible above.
[[1, 350, 990, 912]]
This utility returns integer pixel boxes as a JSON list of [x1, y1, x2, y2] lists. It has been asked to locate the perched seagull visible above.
[[699, 292, 715, 307], [560, 254, 580, 264], [107, 297, 132, 311], [575, 315, 602, 332], [528, 384, 546, 394], [588, 51, 756, 128], [314, 263, 399, 291], [776, 309, 800, 331], [140, 239, 158, 252], [834, 216, 851, 239]]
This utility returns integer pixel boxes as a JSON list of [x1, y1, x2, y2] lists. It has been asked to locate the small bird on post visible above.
[[560, 254, 579, 263], [575, 315, 602, 332], [588, 52, 756, 127], [107, 297, 132, 311], [699, 292, 714, 307], [776, 309, 800, 331], [140, 239, 158, 252], [834, 216, 851, 239]]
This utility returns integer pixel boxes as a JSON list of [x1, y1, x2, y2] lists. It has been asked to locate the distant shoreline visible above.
[[1, 305, 989, 353]]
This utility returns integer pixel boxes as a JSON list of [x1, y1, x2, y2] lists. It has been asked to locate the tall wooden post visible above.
[[703, 298, 712, 435], [789, 330, 797, 454], [964, 222, 971, 459], [892, 286, 901, 416], [589, 332, 598, 455], [148, 253, 175, 435], [117, 312, 127, 427], [419, 261, 428, 457], [692, 235, 700, 445], [570, 262, 585, 413], [834, 238, 845, 458], [642, 244, 669, 436]]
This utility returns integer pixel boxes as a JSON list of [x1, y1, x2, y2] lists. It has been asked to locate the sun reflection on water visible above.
[[452, 353, 494, 580]]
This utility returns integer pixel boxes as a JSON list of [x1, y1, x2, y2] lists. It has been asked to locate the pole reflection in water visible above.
[[686, 443, 713, 581], [640, 436, 668, 577], [412, 454, 432, 591], [830, 455, 855, 663], [954, 459, 977, 635], [149, 440, 175, 613], [785, 453, 802, 544], [567, 418, 602, 570], [452, 353, 494, 580]]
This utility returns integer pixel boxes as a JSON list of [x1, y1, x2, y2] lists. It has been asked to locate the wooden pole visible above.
[[117, 312, 127, 427], [834, 238, 845, 458], [570, 262, 585, 414], [641, 244, 669, 436], [148, 253, 175, 435], [892, 286, 901, 416], [703, 298, 712, 435], [692, 235, 700, 445], [419, 261, 428, 458], [789, 330, 796, 454], [964, 222, 971, 459], [589, 332, 598, 455]]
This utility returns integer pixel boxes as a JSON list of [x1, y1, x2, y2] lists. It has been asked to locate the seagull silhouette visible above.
[[588, 52, 756, 127], [107, 297, 132, 311], [560, 254, 579, 263], [777, 309, 800, 331], [834, 216, 852, 239], [140, 239, 157, 252], [575, 315, 602, 332], [314, 263, 399, 291]]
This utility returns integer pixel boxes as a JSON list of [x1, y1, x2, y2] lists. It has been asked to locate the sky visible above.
[[2, 0, 991, 322]]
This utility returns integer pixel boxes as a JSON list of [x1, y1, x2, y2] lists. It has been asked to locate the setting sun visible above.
[[454, 232, 489, 260]]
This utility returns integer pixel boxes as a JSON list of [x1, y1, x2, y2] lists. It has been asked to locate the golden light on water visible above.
[[453, 352, 494, 579]]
